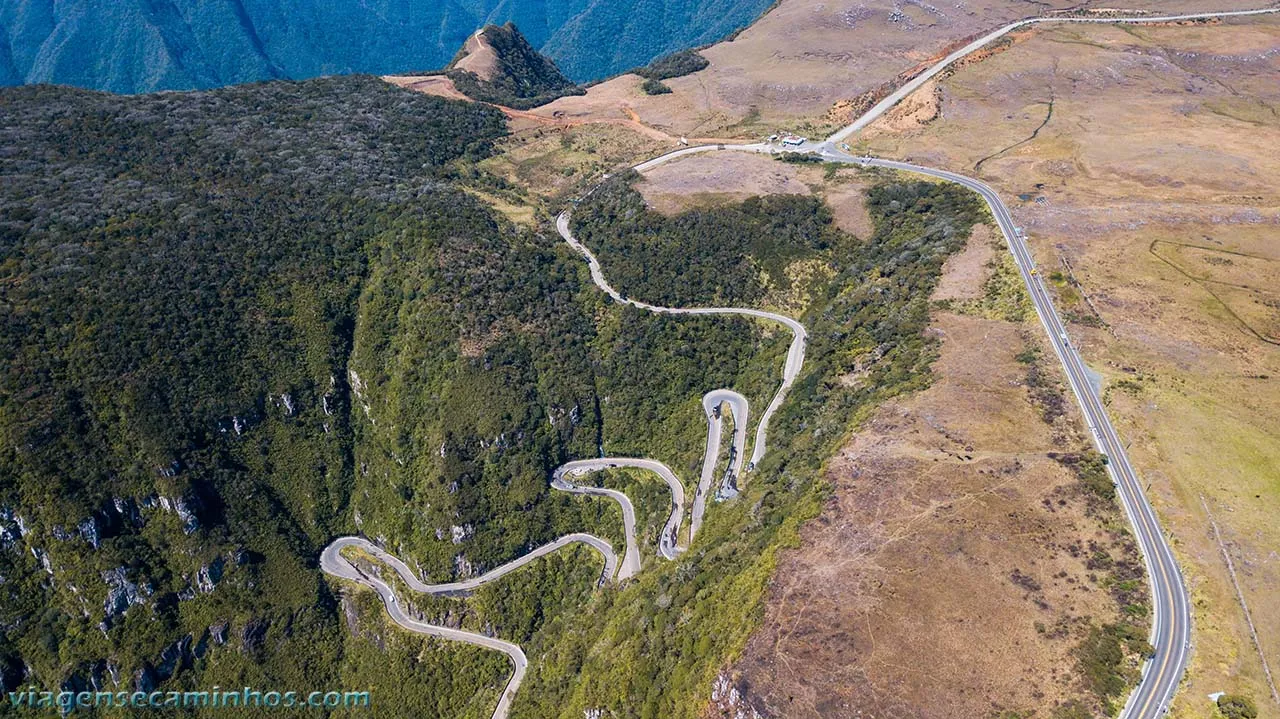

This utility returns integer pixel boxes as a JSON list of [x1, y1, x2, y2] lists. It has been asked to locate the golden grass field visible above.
[[734, 215, 1149, 718], [857, 16, 1280, 717]]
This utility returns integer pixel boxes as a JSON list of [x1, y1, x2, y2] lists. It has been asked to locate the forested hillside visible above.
[[0, 75, 519, 699], [0, 0, 772, 93], [1, 72, 992, 716], [573, 174, 844, 307], [0, 74, 791, 713]]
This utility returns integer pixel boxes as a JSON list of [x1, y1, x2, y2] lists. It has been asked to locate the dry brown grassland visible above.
[[857, 16, 1280, 717]]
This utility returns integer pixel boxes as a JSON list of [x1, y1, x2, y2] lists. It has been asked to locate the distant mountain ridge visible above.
[[0, 0, 774, 94]]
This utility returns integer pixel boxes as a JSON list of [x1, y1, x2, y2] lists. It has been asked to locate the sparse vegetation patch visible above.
[[634, 49, 711, 81]]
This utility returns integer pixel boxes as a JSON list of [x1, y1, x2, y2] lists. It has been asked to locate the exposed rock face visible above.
[[707, 672, 763, 719], [209, 622, 229, 646], [31, 547, 52, 575], [240, 618, 269, 655], [112, 497, 142, 528], [102, 567, 149, 625], [453, 554, 474, 578], [154, 634, 194, 681], [450, 524, 473, 545], [195, 558, 224, 594], [77, 516, 100, 549], [149, 493, 201, 534], [60, 660, 120, 694], [0, 508, 22, 548]]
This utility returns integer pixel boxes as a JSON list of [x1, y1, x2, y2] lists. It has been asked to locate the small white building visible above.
[[781, 134, 807, 146]]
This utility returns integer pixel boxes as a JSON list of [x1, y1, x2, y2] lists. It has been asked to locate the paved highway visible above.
[[814, 150, 1193, 719], [828, 6, 1280, 143], [322, 534, 619, 598]]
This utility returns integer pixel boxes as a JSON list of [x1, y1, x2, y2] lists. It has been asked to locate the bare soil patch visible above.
[[931, 224, 995, 302], [736, 305, 1137, 718], [637, 152, 813, 214], [382, 74, 467, 101], [452, 31, 500, 81]]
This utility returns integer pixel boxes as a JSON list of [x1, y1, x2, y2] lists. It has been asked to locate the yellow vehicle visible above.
[[1029, 268, 1038, 276]]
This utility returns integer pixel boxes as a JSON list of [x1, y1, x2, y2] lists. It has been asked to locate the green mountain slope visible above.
[[0, 75, 513, 698], [0, 74, 793, 712], [1, 73, 990, 717]]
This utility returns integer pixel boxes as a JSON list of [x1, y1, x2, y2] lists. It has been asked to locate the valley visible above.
[[0, 0, 773, 93]]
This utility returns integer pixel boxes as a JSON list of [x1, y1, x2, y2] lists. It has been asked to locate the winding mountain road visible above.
[[320, 537, 537, 718], [555, 211, 808, 468], [549, 476, 643, 580], [321, 217, 804, 719], [555, 458, 687, 561], [693, 390, 749, 537], [322, 6, 1280, 717]]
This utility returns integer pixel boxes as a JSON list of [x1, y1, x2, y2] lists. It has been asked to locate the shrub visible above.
[[777, 152, 822, 164], [641, 78, 672, 95], [634, 49, 709, 80], [1218, 694, 1259, 719], [1052, 701, 1092, 719]]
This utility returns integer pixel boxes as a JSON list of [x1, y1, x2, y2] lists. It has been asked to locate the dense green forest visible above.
[[0, 75, 529, 706], [572, 172, 847, 307], [1, 71, 989, 717], [0, 74, 787, 715]]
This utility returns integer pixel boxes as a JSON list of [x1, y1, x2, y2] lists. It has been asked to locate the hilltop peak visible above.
[[446, 23, 583, 109]]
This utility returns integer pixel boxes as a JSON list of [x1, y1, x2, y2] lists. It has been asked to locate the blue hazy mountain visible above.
[[0, 0, 773, 93]]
